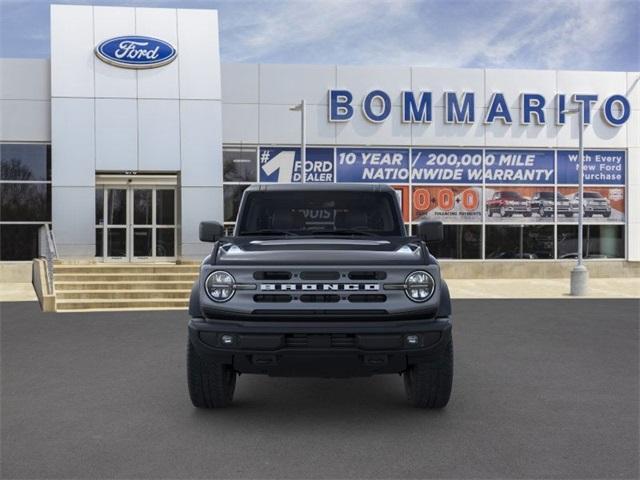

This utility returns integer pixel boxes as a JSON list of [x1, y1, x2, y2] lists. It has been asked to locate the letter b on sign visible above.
[[329, 90, 354, 121]]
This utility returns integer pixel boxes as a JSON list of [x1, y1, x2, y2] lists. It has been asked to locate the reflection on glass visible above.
[[0, 183, 51, 221], [156, 228, 175, 257], [0, 144, 51, 181], [156, 190, 175, 225], [95, 188, 104, 225], [223, 148, 257, 182], [0, 224, 40, 260], [223, 184, 250, 222], [557, 225, 624, 259], [486, 225, 553, 259], [107, 189, 127, 225], [95, 228, 103, 257], [133, 190, 152, 225], [133, 228, 152, 257], [428, 225, 482, 259], [107, 228, 126, 257]]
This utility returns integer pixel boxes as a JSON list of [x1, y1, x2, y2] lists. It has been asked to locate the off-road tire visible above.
[[404, 341, 453, 409], [188, 340, 236, 408], [603, 211, 611, 218]]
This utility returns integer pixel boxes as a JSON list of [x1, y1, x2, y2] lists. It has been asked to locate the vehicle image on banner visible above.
[[486, 190, 532, 218], [529, 191, 575, 218], [569, 191, 612, 218], [187, 184, 453, 409]]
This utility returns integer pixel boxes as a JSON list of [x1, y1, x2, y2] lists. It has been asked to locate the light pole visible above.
[[289, 100, 306, 183], [564, 104, 588, 295]]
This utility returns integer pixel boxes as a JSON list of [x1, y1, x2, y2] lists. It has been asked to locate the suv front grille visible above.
[[299, 294, 340, 303], [348, 294, 387, 303], [285, 334, 357, 348]]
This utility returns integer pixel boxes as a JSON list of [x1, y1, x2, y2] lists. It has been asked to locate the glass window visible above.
[[133, 189, 152, 225], [557, 225, 624, 259], [95, 228, 103, 257], [223, 184, 250, 222], [95, 188, 104, 226], [223, 147, 257, 182], [133, 228, 153, 257], [0, 183, 51, 221], [486, 225, 554, 259], [156, 190, 175, 225], [427, 225, 482, 259], [236, 190, 404, 236], [107, 189, 127, 225], [0, 224, 41, 260], [107, 228, 126, 257], [0, 144, 50, 181], [156, 228, 175, 257]]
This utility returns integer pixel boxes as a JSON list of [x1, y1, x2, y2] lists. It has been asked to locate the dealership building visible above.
[[1, 4, 639, 270]]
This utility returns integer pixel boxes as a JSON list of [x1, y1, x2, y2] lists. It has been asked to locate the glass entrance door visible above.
[[96, 185, 176, 262]]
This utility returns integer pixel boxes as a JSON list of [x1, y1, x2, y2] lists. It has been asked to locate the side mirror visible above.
[[417, 220, 443, 243], [199, 221, 225, 242]]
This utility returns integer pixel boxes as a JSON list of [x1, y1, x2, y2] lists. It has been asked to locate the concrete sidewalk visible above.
[[447, 277, 640, 299], [0, 283, 37, 302]]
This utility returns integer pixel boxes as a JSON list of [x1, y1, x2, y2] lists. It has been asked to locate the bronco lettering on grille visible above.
[[260, 283, 379, 291]]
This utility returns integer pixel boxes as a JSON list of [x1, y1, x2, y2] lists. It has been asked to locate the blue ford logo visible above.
[[95, 36, 177, 69]]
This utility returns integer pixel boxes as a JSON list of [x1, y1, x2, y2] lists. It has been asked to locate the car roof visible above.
[[245, 183, 396, 193]]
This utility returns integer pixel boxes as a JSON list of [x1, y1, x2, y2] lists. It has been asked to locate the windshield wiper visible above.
[[306, 229, 376, 237], [239, 229, 299, 236]]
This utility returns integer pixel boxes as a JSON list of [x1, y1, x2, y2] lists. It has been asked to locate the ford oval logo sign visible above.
[[95, 36, 177, 69]]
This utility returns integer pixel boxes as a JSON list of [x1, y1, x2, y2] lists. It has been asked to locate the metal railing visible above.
[[38, 224, 58, 293]]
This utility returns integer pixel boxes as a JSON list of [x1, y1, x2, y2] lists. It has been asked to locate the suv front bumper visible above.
[[188, 317, 452, 377]]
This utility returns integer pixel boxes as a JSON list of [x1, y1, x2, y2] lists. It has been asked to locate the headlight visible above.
[[205, 271, 235, 302], [404, 271, 435, 302]]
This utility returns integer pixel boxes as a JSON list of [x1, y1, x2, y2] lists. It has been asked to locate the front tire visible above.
[[187, 340, 236, 408], [404, 341, 453, 409]]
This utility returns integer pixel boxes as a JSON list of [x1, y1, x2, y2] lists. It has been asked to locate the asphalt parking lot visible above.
[[1, 300, 638, 479]]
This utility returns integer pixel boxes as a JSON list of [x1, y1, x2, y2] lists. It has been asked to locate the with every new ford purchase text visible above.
[[187, 184, 453, 408]]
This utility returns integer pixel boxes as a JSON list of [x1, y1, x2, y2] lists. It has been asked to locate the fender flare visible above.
[[437, 279, 452, 318], [188, 279, 202, 318]]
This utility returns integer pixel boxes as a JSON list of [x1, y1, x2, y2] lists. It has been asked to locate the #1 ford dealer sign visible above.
[[95, 35, 177, 69]]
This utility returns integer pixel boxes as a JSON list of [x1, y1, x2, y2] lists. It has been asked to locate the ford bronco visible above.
[[187, 184, 453, 409]]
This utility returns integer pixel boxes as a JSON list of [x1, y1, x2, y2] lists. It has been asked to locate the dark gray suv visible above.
[[187, 184, 453, 409]]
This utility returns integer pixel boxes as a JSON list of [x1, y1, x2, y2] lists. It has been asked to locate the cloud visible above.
[[0, 0, 637, 70]]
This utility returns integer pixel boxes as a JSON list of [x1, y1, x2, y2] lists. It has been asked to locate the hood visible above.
[[214, 237, 426, 266]]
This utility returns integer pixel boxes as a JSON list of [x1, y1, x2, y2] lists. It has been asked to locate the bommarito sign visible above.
[[328, 90, 631, 126]]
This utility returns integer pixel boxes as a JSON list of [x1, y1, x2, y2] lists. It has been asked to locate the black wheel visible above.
[[603, 211, 611, 218], [187, 340, 236, 408], [487, 207, 493, 217], [565, 213, 573, 217], [404, 341, 453, 409], [523, 212, 532, 217]]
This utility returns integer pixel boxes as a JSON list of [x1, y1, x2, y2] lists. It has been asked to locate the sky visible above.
[[0, 0, 638, 71]]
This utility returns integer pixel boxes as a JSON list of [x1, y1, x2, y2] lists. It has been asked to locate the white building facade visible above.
[[0, 4, 638, 265]]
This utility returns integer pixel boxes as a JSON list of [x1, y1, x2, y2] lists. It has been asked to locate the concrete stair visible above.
[[52, 263, 199, 312]]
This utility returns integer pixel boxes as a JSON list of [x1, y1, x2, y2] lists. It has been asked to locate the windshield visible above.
[[537, 192, 554, 200], [500, 191, 525, 200], [583, 192, 603, 198], [236, 190, 404, 237]]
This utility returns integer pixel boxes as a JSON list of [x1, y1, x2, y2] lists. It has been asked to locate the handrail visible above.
[[38, 224, 58, 294]]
